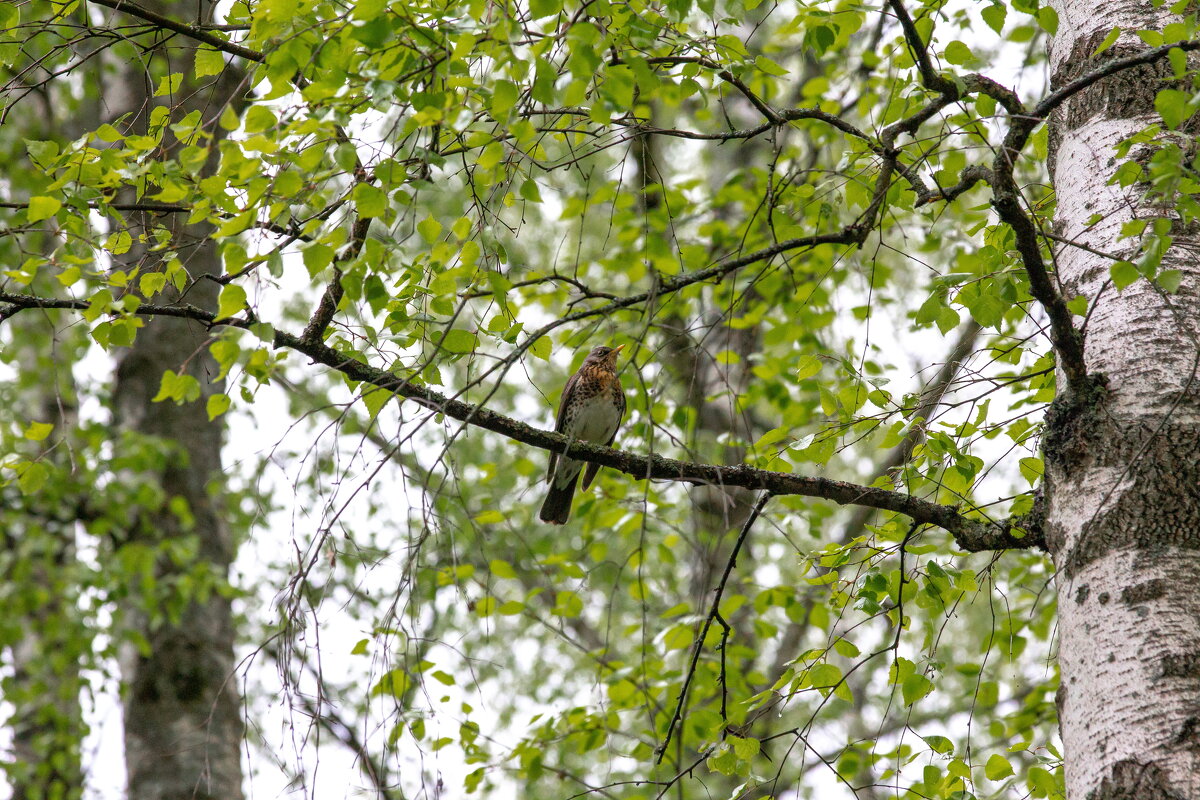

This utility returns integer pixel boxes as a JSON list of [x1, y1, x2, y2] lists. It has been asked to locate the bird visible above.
[[539, 344, 627, 525]]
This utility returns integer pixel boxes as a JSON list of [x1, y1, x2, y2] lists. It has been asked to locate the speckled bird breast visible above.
[[561, 373, 624, 442]]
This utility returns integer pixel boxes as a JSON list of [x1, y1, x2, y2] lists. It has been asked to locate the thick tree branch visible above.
[[882, 0, 1089, 388], [0, 290, 1043, 552], [300, 216, 370, 344], [913, 164, 994, 207], [86, 0, 265, 63], [990, 135, 1088, 386], [886, 0, 956, 96]]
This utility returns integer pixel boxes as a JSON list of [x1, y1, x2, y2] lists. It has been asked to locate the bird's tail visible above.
[[539, 477, 577, 524]]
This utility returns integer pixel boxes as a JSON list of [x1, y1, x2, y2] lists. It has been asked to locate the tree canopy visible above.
[[2, 0, 1196, 797]]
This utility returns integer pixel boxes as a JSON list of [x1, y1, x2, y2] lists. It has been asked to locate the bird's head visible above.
[[585, 344, 625, 368]]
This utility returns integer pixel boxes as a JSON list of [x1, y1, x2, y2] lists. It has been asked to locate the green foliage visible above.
[[18, 0, 1197, 795]]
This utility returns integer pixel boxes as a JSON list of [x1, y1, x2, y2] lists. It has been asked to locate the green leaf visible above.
[[902, 673, 933, 705], [1110, 260, 1139, 290], [528, 0, 560, 19], [1158, 269, 1182, 293], [833, 638, 860, 658], [152, 369, 202, 404], [353, 183, 388, 218], [439, 329, 477, 354], [17, 461, 48, 495], [154, 72, 183, 97], [1019, 456, 1043, 486], [303, 243, 335, 276], [981, 3, 1006, 34], [217, 284, 248, 320], [1036, 7, 1058, 35], [417, 215, 442, 243], [195, 47, 225, 77], [371, 668, 412, 698], [488, 558, 516, 577], [1092, 26, 1121, 56], [205, 393, 231, 421], [529, 337, 552, 361], [707, 745, 738, 776], [1155, 88, 1190, 129], [729, 735, 760, 760], [474, 596, 498, 617], [361, 385, 392, 419], [808, 662, 842, 693], [552, 590, 583, 617], [140, 272, 167, 297], [244, 105, 277, 133], [0, 2, 20, 29], [353, 0, 386, 20], [475, 510, 505, 525], [1136, 29, 1164, 47], [985, 752, 1014, 780], [795, 354, 822, 380], [922, 734, 953, 755], [491, 80, 519, 116], [26, 195, 61, 222], [754, 55, 789, 76], [24, 421, 53, 441], [944, 41, 974, 66]]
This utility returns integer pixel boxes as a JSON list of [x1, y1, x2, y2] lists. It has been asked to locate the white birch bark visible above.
[[1048, 3, 1200, 797]]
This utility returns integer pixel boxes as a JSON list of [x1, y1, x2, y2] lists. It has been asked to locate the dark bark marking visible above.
[[1172, 716, 1200, 748], [1052, 35, 1196, 135], [1087, 758, 1187, 800], [1054, 422, 1200, 579], [1043, 374, 1110, 475], [1076, 583, 1091, 604], [1161, 651, 1200, 680], [1121, 578, 1167, 606]]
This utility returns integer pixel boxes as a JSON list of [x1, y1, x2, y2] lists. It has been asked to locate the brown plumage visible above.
[[539, 344, 627, 524]]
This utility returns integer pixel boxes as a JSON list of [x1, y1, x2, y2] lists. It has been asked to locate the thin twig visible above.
[[655, 491, 771, 763]]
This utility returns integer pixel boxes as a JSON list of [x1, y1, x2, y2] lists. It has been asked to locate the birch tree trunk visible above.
[[1048, 3, 1200, 797]]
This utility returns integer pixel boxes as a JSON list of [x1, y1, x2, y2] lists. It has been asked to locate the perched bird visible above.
[[539, 344, 627, 525]]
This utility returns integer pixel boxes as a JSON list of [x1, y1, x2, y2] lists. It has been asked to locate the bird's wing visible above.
[[554, 369, 582, 432], [546, 368, 583, 481]]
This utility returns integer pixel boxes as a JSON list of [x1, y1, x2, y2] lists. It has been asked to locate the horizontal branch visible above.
[[87, 0, 264, 63], [913, 164, 994, 207], [0, 289, 1043, 551], [269, 332, 1043, 552]]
